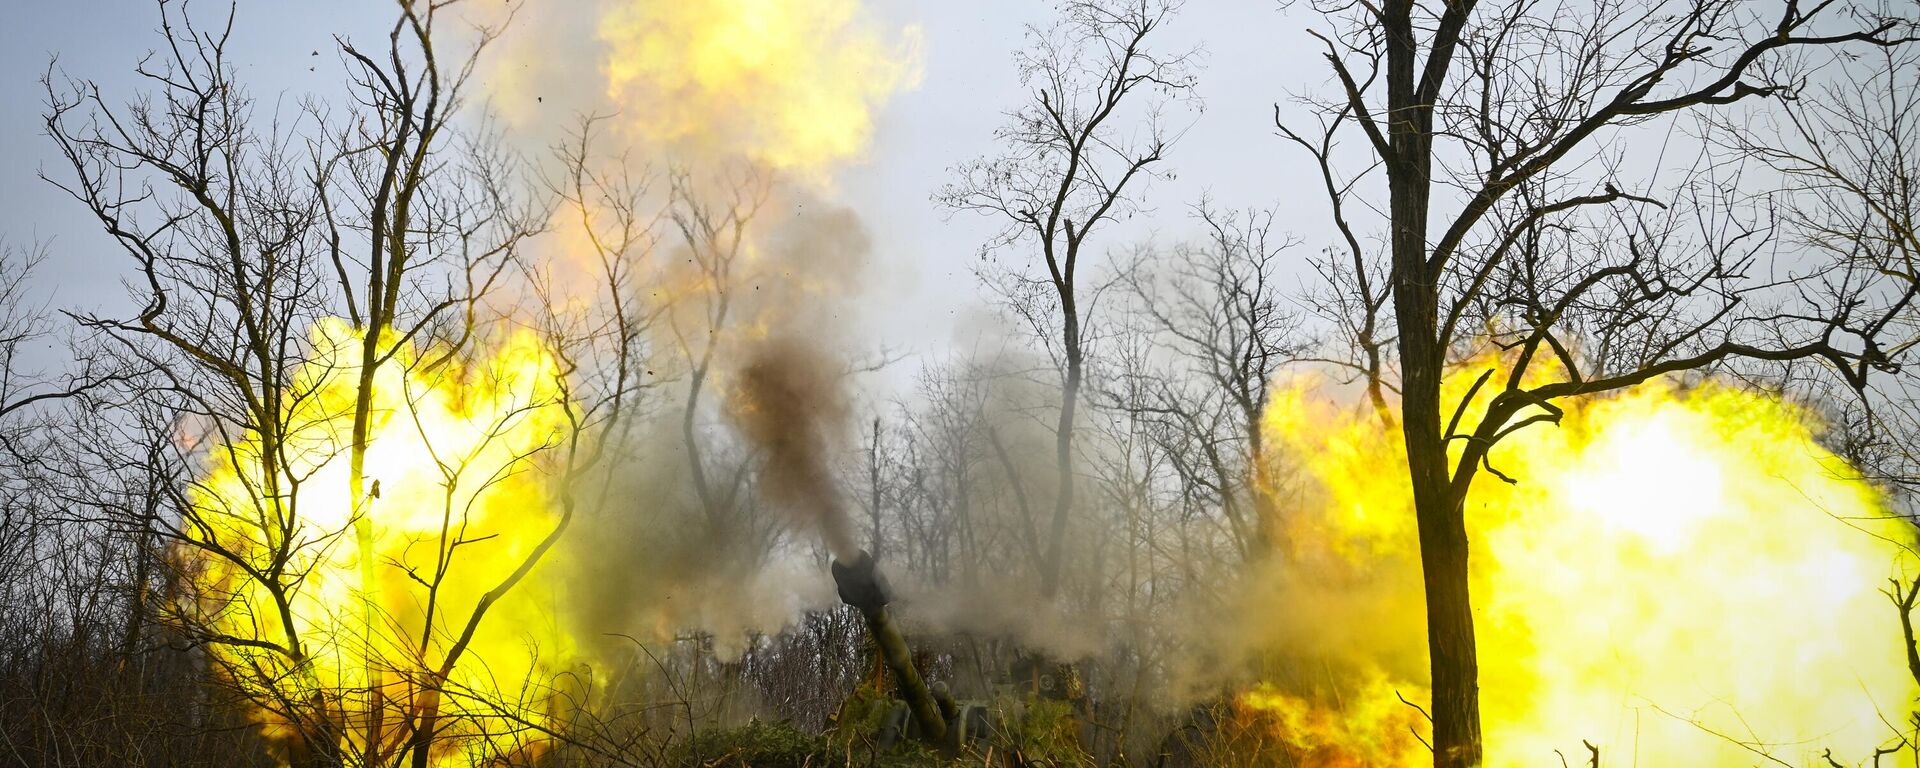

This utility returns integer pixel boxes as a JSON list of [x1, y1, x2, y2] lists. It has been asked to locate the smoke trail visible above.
[[474, 0, 921, 653], [726, 333, 861, 562]]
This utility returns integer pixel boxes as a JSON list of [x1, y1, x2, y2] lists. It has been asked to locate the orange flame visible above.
[[182, 318, 577, 765], [1252, 369, 1919, 766]]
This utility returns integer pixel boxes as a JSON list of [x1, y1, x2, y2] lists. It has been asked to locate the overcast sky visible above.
[[0, 1, 1331, 383]]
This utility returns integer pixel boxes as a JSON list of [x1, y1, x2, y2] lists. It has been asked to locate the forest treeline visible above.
[[2, 0, 1919, 767]]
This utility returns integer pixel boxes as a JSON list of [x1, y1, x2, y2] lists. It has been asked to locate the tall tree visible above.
[[1281, 0, 1919, 763], [45, 2, 554, 763], [323, 3, 538, 760], [665, 166, 768, 535], [939, 0, 1198, 599]]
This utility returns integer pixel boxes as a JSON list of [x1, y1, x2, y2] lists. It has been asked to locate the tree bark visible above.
[[1380, 0, 1483, 758]]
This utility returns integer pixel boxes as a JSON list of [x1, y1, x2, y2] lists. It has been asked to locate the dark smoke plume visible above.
[[728, 334, 861, 561]]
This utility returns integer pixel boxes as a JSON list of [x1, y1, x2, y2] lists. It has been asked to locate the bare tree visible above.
[[1745, 27, 1920, 761], [938, 0, 1199, 600], [664, 167, 769, 537], [1282, 0, 1920, 763], [320, 4, 543, 762], [533, 115, 667, 520], [0, 244, 202, 765], [1117, 206, 1306, 559], [895, 358, 1002, 594], [43, 2, 568, 764], [44, 4, 344, 757]]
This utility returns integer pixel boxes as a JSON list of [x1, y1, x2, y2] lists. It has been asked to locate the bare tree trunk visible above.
[[1385, 73, 1482, 763], [870, 417, 884, 560], [1291, 1, 1919, 763], [1042, 332, 1082, 598], [407, 688, 441, 768], [349, 355, 385, 765]]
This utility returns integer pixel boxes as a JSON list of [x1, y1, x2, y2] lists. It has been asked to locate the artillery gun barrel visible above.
[[831, 551, 948, 743]]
